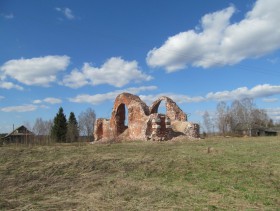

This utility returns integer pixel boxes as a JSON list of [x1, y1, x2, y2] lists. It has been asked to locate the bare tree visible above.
[[252, 108, 273, 129], [32, 118, 53, 144], [228, 100, 243, 133], [219, 98, 271, 136], [23, 121, 33, 131], [33, 118, 53, 136], [203, 111, 212, 134], [33, 118, 45, 135], [216, 101, 230, 135], [240, 98, 255, 136], [78, 108, 96, 141]]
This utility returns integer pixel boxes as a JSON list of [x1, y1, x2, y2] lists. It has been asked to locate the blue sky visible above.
[[1, 0, 280, 133]]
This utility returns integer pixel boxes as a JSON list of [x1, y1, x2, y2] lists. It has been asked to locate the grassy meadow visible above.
[[0, 136, 280, 210]]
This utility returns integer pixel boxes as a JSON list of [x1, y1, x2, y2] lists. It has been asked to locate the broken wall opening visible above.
[[115, 103, 129, 135], [158, 103, 167, 115], [95, 123, 103, 140], [150, 100, 166, 115]]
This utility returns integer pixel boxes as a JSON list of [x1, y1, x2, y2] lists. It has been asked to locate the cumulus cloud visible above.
[[55, 7, 75, 20], [69, 86, 157, 104], [1, 104, 37, 112], [62, 68, 88, 88], [33, 97, 62, 104], [140, 84, 280, 104], [147, 0, 280, 72], [63, 57, 153, 88], [69, 84, 280, 105], [0, 94, 61, 114], [205, 84, 280, 101], [139, 94, 204, 105], [0, 81, 23, 90], [0, 55, 70, 86], [262, 98, 278, 103], [44, 97, 62, 104]]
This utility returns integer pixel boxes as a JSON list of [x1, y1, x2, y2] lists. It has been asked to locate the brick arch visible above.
[[110, 93, 149, 139], [150, 99, 164, 114], [94, 92, 199, 142], [150, 96, 187, 121]]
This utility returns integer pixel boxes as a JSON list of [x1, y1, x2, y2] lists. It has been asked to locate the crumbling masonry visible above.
[[94, 93, 199, 142]]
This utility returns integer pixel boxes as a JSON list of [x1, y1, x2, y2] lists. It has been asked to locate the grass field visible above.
[[0, 136, 280, 210]]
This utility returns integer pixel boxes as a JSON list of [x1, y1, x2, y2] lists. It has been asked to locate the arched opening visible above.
[[115, 103, 129, 135], [150, 100, 167, 115], [158, 102, 167, 115]]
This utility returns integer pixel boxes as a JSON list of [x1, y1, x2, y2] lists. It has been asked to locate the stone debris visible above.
[[94, 93, 200, 142]]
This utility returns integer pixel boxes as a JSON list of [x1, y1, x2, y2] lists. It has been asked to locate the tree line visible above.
[[203, 98, 276, 136], [32, 107, 96, 142]]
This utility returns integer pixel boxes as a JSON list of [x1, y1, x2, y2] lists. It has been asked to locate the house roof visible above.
[[253, 128, 278, 132], [2, 125, 34, 139]]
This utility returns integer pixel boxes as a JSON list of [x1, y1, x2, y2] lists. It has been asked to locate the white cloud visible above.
[[62, 68, 88, 88], [1, 104, 37, 112], [0, 55, 70, 86], [55, 7, 75, 20], [140, 84, 280, 104], [1, 13, 14, 19], [39, 105, 50, 109], [33, 97, 62, 104], [139, 93, 204, 105], [147, 0, 280, 72], [69, 86, 157, 104], [206, 84, 280, 101], [69, 84, 280, 105], [33, 100, 42, 104], [0, 96, 4, 100], [44, 97, 62, 104], [63, 57, 153, 88], [64, 8, 75, 20], [0, 81, 23, 90], [262, 98, 278, 103]]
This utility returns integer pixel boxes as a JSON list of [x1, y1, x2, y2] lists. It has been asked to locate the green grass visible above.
[[0, 136, 280, 210]]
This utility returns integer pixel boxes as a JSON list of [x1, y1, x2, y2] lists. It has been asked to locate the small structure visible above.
[[251, 128, 278, 136], [1, 125, 34, 144], [94, 93, 199, 142]]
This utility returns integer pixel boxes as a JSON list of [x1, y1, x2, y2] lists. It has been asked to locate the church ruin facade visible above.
[[94, 93, 199, 142]]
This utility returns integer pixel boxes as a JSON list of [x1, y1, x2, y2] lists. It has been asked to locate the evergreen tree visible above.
[[51, 107, 67, 142], [67, 112, 79, 142]]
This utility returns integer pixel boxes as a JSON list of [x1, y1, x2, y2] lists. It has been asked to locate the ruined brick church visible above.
[[94, 93, 199, 142]]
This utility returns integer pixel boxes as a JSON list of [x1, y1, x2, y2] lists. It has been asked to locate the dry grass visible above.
[[0, 136, 280, 210]]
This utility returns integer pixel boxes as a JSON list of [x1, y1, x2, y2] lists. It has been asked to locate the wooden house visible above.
[[1, 125, 34, 144], [251, 128, 278, 136]]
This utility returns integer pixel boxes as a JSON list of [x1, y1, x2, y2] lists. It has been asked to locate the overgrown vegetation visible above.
[[0, 136, 279, 210], [203, 98, 277, 136], [30, 107, 96, 143]]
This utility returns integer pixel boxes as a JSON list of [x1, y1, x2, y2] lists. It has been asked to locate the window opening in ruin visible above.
[[115, 103, 129, 135], [158, 102, 167, 115], [151, 100, 167, 115], [125, 108, 128, 125]]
